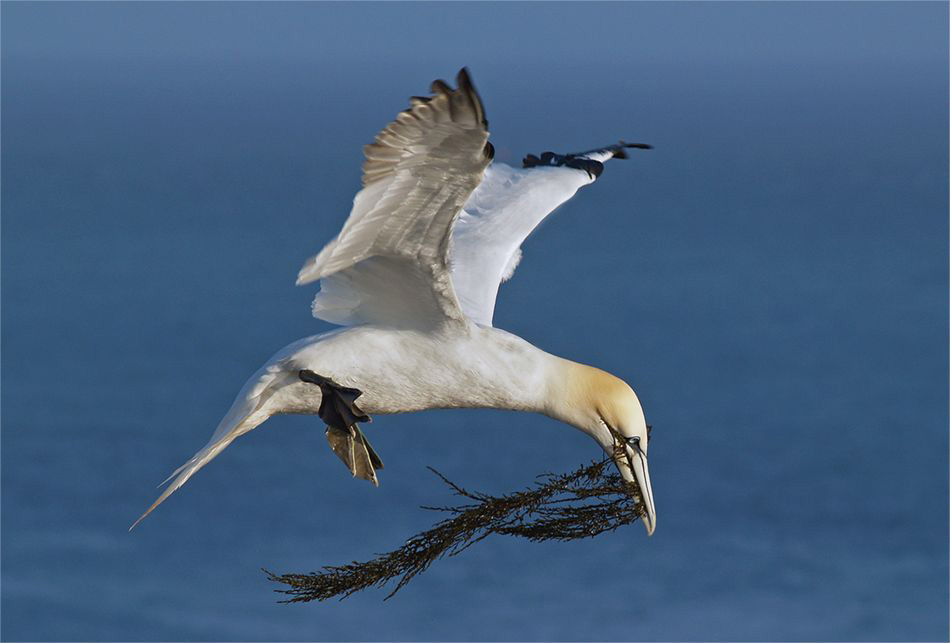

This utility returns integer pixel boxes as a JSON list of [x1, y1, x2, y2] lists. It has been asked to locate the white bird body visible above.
[[263, 324, 556, 417], [134, 69, 657, 534]]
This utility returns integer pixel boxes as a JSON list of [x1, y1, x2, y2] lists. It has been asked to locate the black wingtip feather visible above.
[[610, 142, 652, 160], [456, 66, 488, 129], [424, 68, 488, 129], [456, 67, 473, 91], [430, 79, 453, 95], [522, 140, 650, 174]]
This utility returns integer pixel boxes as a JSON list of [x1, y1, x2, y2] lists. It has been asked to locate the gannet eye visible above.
[[626, 436, 641, 449]]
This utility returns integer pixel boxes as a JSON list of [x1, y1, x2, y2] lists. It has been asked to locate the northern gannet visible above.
[[133, 69, 656, 534]]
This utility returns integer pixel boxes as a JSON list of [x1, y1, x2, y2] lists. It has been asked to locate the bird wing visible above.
[[450, 142, 651, 326], [297, 68, 493, 329]]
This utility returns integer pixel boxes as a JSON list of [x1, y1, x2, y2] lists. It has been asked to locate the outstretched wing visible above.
[[450, 142, 651, 326], [297, 68, 493, 329]]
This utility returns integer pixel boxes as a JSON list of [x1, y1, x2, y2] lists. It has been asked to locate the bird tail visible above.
[[130, 366, 296, 530]]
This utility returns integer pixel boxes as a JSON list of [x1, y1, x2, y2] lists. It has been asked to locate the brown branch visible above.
[[264, 458, 644, 602]]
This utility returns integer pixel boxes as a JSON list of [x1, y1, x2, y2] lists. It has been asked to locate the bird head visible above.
[[564, 368, 656, 536]]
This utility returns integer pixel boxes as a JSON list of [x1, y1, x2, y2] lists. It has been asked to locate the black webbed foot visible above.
[[299, 369, 371, 427], [299, 370, 383, 486]]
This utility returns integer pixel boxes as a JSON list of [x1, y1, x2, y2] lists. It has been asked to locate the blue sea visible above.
[[2, 3, 948, 641]]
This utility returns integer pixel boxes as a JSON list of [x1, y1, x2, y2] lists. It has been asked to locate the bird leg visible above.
[[298, 370, 384, 486]]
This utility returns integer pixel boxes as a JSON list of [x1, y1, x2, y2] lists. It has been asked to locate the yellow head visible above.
[[554, 364, 656, 535]]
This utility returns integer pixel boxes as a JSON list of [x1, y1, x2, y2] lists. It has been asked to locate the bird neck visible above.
[[447, 327, 627, 427], [539, 353, 625, 431]]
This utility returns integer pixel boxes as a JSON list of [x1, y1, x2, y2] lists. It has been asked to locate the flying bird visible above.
[[133, 68, 656, 534]]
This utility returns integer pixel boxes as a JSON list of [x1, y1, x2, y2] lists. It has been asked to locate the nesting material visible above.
[[265, 458, 645, 602]]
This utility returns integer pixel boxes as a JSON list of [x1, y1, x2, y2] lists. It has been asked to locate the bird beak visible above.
[[614, 443, 656, 536]]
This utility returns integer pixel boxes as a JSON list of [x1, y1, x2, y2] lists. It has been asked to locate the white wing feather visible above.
[[297, 69, 492, 329], [448, 164, 592, 326], [449, 142, 650, 327]]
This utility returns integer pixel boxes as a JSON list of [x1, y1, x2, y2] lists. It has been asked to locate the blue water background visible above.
[[2, 3, 948, 641]]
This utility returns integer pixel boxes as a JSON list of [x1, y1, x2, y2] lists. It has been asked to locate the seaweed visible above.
[[265, 456, 644, 602]]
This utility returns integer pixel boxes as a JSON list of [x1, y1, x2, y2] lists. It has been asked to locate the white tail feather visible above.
[[130, 366, 295, 530], [130, 434, 249, 530]]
